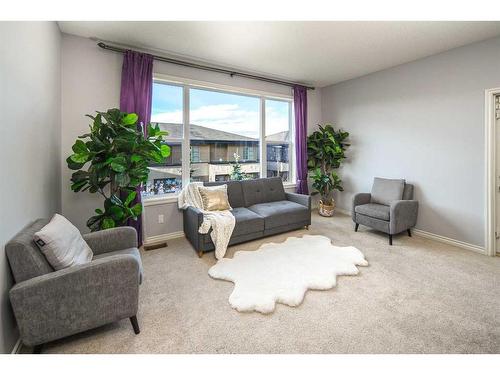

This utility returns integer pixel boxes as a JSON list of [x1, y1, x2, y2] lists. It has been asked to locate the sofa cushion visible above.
[[241, 177, 286, 207], [203, 207, 264, 244], [248, 200, 309, 229], [355, 203, 390, 221], [93, 247, 143, 284], [204, 180, 244, 208], [371, 177, 405, 205], [231, 207, 265, 236]]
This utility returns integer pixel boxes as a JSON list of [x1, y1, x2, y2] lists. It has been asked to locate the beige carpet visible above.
[[39, 211, 500, 354]]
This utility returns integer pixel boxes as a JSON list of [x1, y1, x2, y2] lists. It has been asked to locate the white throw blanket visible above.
[[178, 182, 235, 260]]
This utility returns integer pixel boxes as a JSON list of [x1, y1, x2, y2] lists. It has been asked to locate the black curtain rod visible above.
[[97, 42, 315, 90]]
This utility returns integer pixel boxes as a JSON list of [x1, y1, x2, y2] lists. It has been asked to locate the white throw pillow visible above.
[[34, 214, 93, 270]]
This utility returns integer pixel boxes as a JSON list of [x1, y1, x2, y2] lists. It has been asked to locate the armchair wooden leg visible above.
[[198, 250, 204, 258], [130, 315, 140, 335], [407, 229, 412, 237], [305, 225, 309, 230], [33, 344, 43, 354], [389, 234, 393, 246], [354, 223, 359, 232]]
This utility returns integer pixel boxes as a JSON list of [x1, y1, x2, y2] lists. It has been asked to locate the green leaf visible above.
[[72, 139, 88, 154], [70, 170, 89, 183], [70, 153, 89, 163], [160, 144, 171, 158], [95, 208, 103, 214], [111, 163, 126, 173], [102, 217, 116, 229], [109, 205, 125, 220], [122, 113, 138, 125], [87, 215, 102, 232], [110, 194, 123, 206], [110, 161, 126, 173], [124, 191, 137, 206], [131, 203, 142, 217], [71, 180, 88, 192], [104, 198, 113, 211], [130, 154, 142, 163], [147, 123, 156, 136], [66, 156, 85, 170], [115, 172, 131, 187]]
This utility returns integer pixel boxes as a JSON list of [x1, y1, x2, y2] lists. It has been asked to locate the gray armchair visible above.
[[6, 219, 143, 353], [352, 178, 418, 245]]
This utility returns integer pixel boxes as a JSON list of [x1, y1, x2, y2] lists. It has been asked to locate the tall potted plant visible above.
[[307, 124, 349, 217], [67, 108, 170, 231]]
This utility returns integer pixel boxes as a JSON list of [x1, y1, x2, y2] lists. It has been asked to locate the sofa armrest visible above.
[[9, 255, 140, 346], [352, 193, 371, 220], [389, 200, 419, 234], [183, 206, 204, 251], [83, 227, 138, 255], [285, 192, 311, 209]]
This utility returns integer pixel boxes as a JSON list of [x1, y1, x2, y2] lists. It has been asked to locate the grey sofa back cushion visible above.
[[6, 219, 54, 283], [204, 180, 244, 208], [241, 177, 286, 207], [402, 183, 414, 200], [371, 177, 405, 205]]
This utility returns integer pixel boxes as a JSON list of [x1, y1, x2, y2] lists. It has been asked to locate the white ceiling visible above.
[[58, 21, 500, 87]]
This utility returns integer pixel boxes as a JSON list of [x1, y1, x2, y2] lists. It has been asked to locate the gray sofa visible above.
[[352, 177, 418, 245], [6, 219, 143, 353], [183, 177, 311, 257]]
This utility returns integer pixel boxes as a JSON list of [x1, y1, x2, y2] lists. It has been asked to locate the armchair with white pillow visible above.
[[5, 215, 143, 353]]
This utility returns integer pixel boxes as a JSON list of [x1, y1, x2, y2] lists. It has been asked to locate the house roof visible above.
[[265, 130, 290, 143], [157, 123, 256, 142], [156, 122, 289, 143]]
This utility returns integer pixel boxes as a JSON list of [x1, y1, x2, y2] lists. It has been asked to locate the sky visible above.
[[150, 82, 291, 138]]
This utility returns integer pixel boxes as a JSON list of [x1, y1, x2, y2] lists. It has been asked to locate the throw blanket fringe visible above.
[[178, 182, 235, 260]]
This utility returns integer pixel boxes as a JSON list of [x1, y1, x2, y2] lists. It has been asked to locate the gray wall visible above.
[[61, 34, 123, 232], [321, 36, 500, 247], [0, 22, 62, 353], [61, 34, 322, 238]]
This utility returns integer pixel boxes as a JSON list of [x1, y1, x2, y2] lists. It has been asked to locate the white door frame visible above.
[[484, 87, 500, 257]]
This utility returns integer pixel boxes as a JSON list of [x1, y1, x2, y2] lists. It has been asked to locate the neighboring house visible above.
[[144, 123, 290, 196]]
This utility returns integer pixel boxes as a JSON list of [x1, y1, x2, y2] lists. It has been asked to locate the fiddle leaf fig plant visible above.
[[311, 169, 344, 204], [307, 124, 349, 205], [67, 108, 171, 231]]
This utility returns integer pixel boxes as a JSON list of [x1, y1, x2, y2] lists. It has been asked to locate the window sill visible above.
[[142, 182, 297, 207], [142, 194, 179, 207]]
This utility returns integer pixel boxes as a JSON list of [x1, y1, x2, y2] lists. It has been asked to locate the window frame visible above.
[[264, 97, 295, 184], [144, 73, 295, 204], [190, 145, 200, 163]]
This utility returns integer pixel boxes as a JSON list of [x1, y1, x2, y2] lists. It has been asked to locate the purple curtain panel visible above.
[[119, 50, 154, 247], [293, 85, 309, 195]]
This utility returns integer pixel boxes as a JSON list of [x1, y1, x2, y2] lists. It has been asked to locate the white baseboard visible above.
[[11, 338, 22, 354], [332, 207, 486, 255], [143, 231, 184, 246], [411, 229, 486, 255]]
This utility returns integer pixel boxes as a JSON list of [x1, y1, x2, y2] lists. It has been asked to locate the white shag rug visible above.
[[208, 235, 368, 313]]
